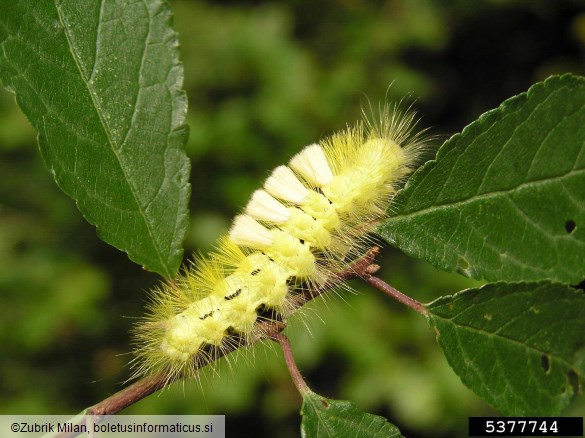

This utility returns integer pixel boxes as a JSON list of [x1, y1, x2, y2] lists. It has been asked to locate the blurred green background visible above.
[[1, 0, 584, 436]]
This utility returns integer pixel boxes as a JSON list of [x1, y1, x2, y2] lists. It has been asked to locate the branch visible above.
[[48, 246, 381, 438]]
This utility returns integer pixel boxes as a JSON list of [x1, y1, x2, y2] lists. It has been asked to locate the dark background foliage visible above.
[[0, 1, 583, 437]]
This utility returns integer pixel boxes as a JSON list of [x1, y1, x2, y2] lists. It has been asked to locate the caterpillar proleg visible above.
[[132, 104, 425, 383]]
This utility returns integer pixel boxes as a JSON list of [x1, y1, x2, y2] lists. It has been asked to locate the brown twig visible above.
[[47, 246, 432, 438]]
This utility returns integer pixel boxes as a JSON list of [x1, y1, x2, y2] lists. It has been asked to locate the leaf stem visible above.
[[361, 274, 427, 315], [271, 333, 310, 396]]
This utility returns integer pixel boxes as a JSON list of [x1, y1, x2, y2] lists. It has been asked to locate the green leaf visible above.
[[427, 282, 585, 415], [0, 0, 190, 278], [300, 390, 403, 438], [379, 74, 585, 283]]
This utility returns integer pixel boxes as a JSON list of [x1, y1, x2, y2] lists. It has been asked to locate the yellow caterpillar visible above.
[[132, 105, 424, 383]]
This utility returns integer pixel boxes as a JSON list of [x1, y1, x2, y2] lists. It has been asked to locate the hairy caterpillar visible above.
[[132, 104, 425, 384]]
